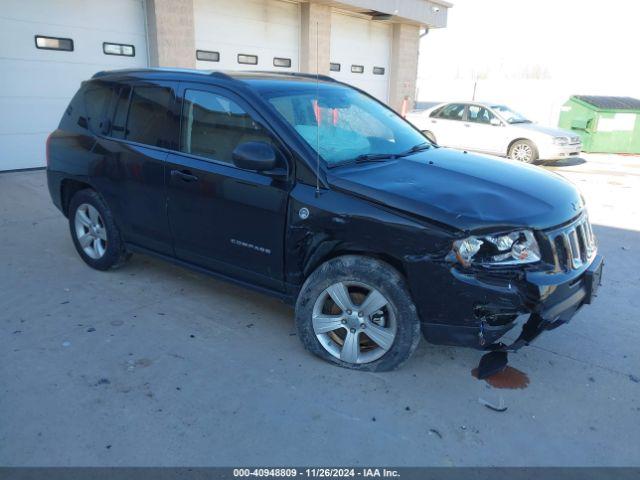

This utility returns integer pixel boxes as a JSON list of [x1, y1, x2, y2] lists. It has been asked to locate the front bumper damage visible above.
[[415, 253, 604, 378], [476, 254, 604, 378]]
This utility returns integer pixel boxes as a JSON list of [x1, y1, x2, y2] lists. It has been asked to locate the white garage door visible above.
[[329, 12, 391, 103], [0, 0, 148, 171], [194, 0, 299, 73]]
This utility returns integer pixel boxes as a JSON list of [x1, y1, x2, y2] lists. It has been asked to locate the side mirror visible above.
[[490, 118, 502, 126], [232, 141, 277, 172]]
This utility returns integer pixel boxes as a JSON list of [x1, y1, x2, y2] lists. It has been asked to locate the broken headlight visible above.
[[452, 230, 541, 267]]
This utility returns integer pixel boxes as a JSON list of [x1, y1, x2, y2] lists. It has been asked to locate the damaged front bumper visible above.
[[418, 253, 604, 351]]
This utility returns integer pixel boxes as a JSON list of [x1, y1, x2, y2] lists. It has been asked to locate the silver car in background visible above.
[[406, 102, 582, 163]]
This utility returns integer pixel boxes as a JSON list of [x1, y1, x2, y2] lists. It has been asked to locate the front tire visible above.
[[295, 255, 421, 371], [68, 189, 130, 271], [508, 139, 538, 163]]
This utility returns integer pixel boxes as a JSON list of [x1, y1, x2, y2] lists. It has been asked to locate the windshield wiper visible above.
[[329, 143, 433, 168], [397, 142, 432, 156], [326, 153, 396, 169], [355, 142, 432, 162], [354, 153, 398, 163]]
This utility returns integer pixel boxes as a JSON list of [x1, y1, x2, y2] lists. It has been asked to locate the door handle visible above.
[[171, 169, 199, 182], [464, 123, 471, 127], [431, 120, 437, 124]]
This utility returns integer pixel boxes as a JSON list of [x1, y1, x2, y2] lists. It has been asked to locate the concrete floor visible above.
[[1, 154, 639, 466]]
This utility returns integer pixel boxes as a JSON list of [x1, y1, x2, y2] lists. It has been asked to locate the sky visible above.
[[416, 0, 640, 121]]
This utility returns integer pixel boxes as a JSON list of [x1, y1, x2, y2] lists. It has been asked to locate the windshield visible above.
[[491, 105, 531, 124], [263, 84, 428, 167]]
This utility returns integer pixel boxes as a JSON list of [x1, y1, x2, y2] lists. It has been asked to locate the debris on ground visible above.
[[479, 396, 508, 413]]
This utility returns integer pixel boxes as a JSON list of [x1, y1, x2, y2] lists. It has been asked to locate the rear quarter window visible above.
[[84, 83, 113, 133]]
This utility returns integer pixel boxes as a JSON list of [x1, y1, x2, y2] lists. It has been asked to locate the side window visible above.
[[467, 105, 495, 124], [180, 89, 272, 165], [109, 86, 131, 139], [125, 86, 174, 148], [436, 103, 466, 121], [84, 83, 113, 133]]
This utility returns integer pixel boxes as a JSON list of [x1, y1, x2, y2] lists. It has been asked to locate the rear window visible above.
[[125, 86, 174, 148]]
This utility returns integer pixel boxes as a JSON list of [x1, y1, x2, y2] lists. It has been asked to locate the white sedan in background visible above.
[[406, 102, 582, 163]]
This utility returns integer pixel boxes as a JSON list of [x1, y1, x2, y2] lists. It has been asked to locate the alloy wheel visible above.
[[312, 281, 397, 364], [512, 143, 533, 162], [74, 203, 107, 259]]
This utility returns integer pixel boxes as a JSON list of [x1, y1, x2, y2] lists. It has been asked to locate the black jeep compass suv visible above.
[[46, 68, 603, 374]]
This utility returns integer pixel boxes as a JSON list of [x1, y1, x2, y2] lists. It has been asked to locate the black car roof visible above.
[[91, 67, 337, 91]]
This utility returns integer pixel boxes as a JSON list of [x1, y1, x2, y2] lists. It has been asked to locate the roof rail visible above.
[[209, 71, 235, 81], [91, 67, 216, 79], [246, 71, 336, 82]]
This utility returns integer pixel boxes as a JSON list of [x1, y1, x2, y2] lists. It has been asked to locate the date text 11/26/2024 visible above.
[[233, 468, 400, 478]]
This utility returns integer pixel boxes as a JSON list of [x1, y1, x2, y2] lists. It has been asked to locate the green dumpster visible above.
[[558, 96, 640, 154]]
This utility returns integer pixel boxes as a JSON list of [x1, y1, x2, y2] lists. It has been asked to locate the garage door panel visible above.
[[0, 0, 148, 170], [194, 0, 299, 72], [0, 97, 72, 136], [0, 58, 136, 100], [0, 18, 147, 67], [1, 0, 147, 37], [330, 12, 391, 102], [1, 133, 48, 171]]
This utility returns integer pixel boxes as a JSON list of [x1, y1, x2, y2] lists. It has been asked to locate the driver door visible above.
[[165, 83, 290, 290]]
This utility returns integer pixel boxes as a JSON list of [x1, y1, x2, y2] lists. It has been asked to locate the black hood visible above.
[[327, 148, 584, 232]]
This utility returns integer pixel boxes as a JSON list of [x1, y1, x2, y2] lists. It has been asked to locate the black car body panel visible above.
[[46, 68, 603, 355], [327, 149, 583, 232]]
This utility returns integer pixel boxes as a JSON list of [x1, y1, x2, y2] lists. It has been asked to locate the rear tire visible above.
[[68, 189, 130, 271], [295, 255, 421, 371], [422, 130, 437, 144], [508, 139, 538, 163]]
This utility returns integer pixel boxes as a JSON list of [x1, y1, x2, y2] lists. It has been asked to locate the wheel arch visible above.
[[302, 247, 408, 284], [506, 137, 537, 156], [60, 179, 93, 217]]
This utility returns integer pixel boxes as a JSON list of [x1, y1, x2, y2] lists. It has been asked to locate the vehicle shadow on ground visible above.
[[542, 156, 587, 167]]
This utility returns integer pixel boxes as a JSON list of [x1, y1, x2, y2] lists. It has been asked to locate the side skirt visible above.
[[125, 243, 298, 305]]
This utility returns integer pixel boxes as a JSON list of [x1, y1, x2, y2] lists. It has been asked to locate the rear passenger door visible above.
[[165, 83, 290, 290], [91, 81, 179, 255]]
